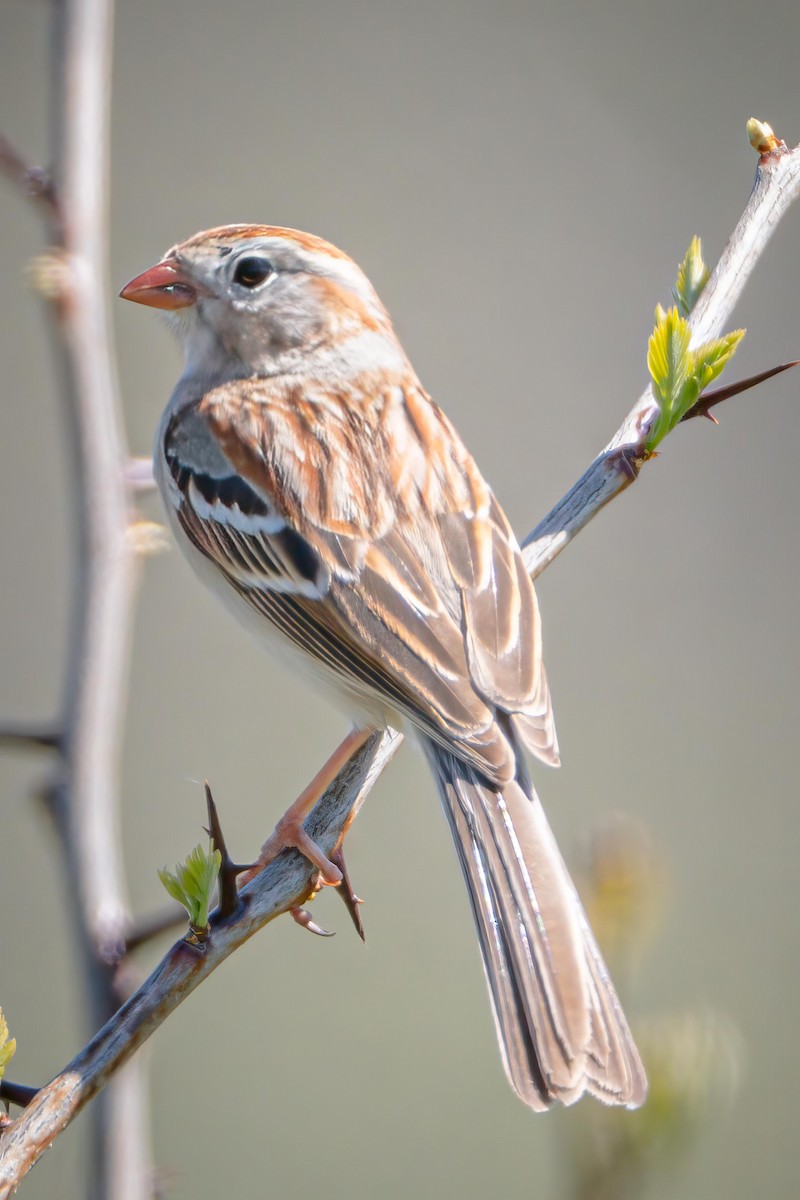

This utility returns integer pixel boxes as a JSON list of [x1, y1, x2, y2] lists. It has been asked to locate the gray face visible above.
[[168, 233, 391, 378]]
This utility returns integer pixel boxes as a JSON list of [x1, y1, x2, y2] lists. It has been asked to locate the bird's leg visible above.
[[239, 727, 374, 889]]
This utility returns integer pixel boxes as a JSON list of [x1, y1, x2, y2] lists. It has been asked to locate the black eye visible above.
[[233, 256, 274, 288]]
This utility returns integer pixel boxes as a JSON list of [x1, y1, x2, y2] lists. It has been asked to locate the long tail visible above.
[[424, 739, 647, 1110]]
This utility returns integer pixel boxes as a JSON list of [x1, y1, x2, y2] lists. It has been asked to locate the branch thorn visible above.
[[681, 360, 800, 424], [204, 782, 256, 919], [329, 847, 367, 942]]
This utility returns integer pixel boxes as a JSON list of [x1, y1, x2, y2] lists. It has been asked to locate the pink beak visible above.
[[120, 261, 201, 310]]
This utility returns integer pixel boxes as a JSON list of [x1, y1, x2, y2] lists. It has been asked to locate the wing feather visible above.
[[162, 378, 558, 775]]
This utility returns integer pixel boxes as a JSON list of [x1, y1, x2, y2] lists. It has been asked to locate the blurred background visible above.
[[1, 1, 799, 1196]]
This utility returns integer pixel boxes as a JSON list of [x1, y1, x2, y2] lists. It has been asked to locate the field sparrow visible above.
[[122, 225, 646, 1110]]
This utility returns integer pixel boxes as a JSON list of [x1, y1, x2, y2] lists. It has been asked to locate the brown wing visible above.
[[162, 377, 558, 779]]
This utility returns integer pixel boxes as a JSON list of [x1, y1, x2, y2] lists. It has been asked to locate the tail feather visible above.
[[424, 739, 647, 1110]]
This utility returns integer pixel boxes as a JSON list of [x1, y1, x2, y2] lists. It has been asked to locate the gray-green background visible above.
[[2, 2, 799, 1197]]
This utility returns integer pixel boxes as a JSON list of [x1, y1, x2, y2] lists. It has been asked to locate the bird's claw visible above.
[[290, 907, 335, 937]]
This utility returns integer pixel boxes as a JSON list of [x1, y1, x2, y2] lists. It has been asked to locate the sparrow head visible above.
[[121, 225, 399, 382]]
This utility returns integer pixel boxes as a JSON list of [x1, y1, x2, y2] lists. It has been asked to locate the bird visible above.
[[121, 224, 647, 1111]]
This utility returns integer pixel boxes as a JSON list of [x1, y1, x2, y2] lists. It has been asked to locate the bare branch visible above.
[[0, 730, 401, 1195]]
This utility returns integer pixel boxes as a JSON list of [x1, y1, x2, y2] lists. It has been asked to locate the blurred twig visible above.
[[0, 0, 151, 1196], [565, 824, 743, 1200], [0, 725, 61, 751], [122, 909, 188, 956], [125, 456, 157, 492], [50, 0, 152, 1189], [0, 134, 60, 225]]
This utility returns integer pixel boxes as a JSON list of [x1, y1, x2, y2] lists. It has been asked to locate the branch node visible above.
[[614, 446, 645, 484], [25, 250, 73, 306], [183, 926, 210, 952]]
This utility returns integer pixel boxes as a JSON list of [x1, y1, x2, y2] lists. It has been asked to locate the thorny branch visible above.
[[520, 136, 800, 579], [0, 731, 401, 1193], [1, 128, 798, 1196]]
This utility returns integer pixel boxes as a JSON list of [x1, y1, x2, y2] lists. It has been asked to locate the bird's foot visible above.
[[240, 727, 374, 888]]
